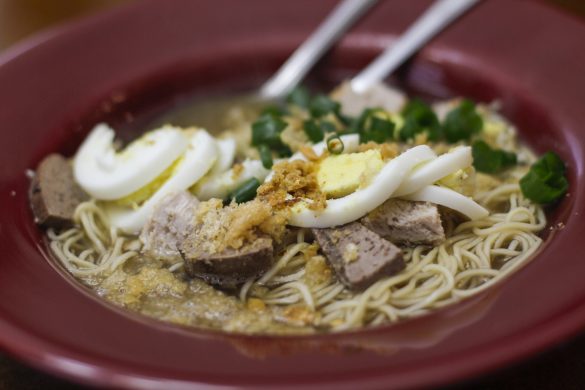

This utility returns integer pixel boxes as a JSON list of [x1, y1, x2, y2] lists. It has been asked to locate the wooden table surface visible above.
[[1, 0, 584, 389]]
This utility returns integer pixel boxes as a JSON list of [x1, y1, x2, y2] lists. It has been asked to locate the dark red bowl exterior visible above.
[[1, 0, 585, 389]]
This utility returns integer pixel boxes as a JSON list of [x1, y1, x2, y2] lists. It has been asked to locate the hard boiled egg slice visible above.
[[74, 124, 189, 200], [289, 145, 437, 228], [210, 138, 236, 176], [317, 149, 385, 198], [107, 129, 217, 233], [394, 146, 472, 196], [401, 185, 488, 220]]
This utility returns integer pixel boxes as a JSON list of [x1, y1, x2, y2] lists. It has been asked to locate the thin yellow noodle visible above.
[[49, 201, 138, 278], [48, 158, 545, 332], [168, 262, 183, 272], [256, 243, 307, 285], [315, 284, 345, 306], [237, 181, 544, 329], [267, 269, 306, 285], [263, 295, 301, 305], [280, 281, 314, 309]]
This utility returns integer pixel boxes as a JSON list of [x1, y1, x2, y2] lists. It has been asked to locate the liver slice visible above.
[[141, 193, 275, 288], [361, 199, 445, 246], [29, 154, 88, 228], [181, 237, 274, 288], [312, 222, 404, 291]]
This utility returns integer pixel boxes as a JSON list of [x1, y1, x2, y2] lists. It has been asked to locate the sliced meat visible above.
[[181, 236, 274, 288], [29, 154, 88, 228], [177, 198, 277, 288], [140, 191, 199, 263], [331, 81, 407, 117], [142, 194, 276, 288], [312, 222, 404, 291], [361, 199, 445, 247]]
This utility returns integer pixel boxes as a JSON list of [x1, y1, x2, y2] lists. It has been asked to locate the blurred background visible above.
[[0, 0, 134, 50], [0, 0, 584, 389], [0, 0, 585, 52]]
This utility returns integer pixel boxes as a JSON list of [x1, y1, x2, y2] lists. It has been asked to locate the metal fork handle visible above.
[[259, 0, 378, 100], [350, 0, 481, 94]]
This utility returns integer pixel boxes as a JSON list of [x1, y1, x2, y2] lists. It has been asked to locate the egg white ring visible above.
[[288, 145, 437, 228], [107, 130, 218, 233], [210, 138, 236, 176], [194, 159, 270, 201], [394, 146, 472, 196], [402, 185, 489, 220], [74, 124, 189, 200]]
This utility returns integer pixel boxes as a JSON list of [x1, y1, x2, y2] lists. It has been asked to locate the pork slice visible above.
[[143, 194, 275, 287], [361, 199, 445, 247], [29, 154, 88, 228], [312, 222, 404, 291], [181, 236, 274, 289], [331, 81, 407, 117], [140, 191, 199, 262]]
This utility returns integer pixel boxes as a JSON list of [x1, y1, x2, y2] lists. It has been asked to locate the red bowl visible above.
[[1, 0, 584, 388]]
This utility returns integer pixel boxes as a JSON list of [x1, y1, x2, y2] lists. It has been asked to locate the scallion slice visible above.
[[326, 134, 344, 154]]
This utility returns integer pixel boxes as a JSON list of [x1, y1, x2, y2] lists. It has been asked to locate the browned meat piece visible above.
[[181, 237, 274, 288], [361, 199, 445, 247], [330, 81, 406, 117], [312, 222, 404, 291], [142, 195, 277, 288], [29, 154, 88, 228], [140, 191, 199, 263], [177, 199, 278, 287]]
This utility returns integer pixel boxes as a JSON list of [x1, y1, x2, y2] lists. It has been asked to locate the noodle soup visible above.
[[31, 82, 566, 334]]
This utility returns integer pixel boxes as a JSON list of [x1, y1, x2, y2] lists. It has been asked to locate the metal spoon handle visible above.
[[350, 0, 480, 93], [260, 0, 378, 100]]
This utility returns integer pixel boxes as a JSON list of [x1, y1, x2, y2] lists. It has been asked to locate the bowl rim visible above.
[[1, 0, 585, 389]]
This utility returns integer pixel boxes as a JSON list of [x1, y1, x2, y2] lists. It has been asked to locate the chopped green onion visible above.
[[472, 140, 517, 173], [303, 119, 324, 143], [357, 108, 395, 143], [287, 86, 311, 109], [275, 145, 293, 158], [303, 119, 338, 143], [335, 111, 353, 126], [347, 110, 367, 134], [252, 112, 290, 161], [320, 120, 337, 134], [258, 144, 273, 169], [309, 95, 341, 118], [399, 98, 441, 141], [251, 113, 287, 148], [225, 178, 261, 204], [261, 105, 287, 117], [520, 151, 568, 204], [326, 134, 344, 154], [442, 99, 483, 143]]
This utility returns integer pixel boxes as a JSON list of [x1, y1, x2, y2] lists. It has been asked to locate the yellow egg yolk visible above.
[[317, 150, 385, 198]]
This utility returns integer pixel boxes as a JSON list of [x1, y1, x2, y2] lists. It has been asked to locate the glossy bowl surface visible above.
[[0, 0, 584, 389]]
